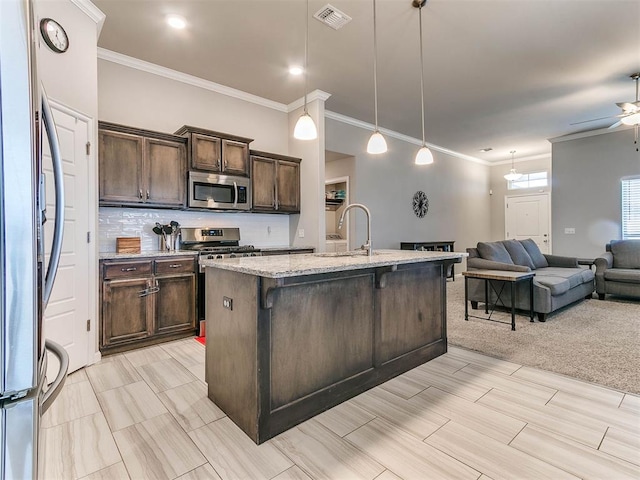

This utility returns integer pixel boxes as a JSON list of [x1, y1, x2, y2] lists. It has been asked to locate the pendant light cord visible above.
[[373, 0, 379, 131], [303, 0, 309, 114], [419, 3, 426, 147]]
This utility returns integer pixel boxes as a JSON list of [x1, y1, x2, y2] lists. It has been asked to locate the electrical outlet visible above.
[[223, 296, 233, 310], [564, 227, 576, 234], [298, 228, 305, 238]]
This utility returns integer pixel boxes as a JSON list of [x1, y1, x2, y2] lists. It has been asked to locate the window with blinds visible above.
[[622, 176, 640, 240]]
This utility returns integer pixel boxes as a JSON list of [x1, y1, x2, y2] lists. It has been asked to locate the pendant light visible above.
[[413, 0, 433, 165], [504, 150, 522, 181], [366, 0, 387, 154], [293, 0, 318, 140]]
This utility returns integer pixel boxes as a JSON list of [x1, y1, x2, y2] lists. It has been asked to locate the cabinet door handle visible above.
[[217, 159, 221, 170], [146, 286, 160, 295], [146, 190, 150, 199], [168, 264, 182, 268], [121, 267, 137, 272], [139, 189, 143, 199], [138, 288, 149, 297], [272, 185, 276, 208]]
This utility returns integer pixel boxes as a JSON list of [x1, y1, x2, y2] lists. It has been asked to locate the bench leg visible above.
[[598, 293, 605, 300], [537, 312, 546, 322]]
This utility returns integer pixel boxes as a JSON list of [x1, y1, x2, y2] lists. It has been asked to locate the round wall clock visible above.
[[40, 18, 69, 53], [412, 191, 429, 218]]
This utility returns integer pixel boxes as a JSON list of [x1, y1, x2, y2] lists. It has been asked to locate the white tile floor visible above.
[[41, 338, 640, 480]]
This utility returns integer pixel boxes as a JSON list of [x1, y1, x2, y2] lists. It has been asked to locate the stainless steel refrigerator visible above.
[[1, 0, 69, 477]]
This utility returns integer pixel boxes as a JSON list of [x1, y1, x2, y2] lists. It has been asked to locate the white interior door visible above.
[[43, 105, 90, 374], [505, 193, 551, 254]]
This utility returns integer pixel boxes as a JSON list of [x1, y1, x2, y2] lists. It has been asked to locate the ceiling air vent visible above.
[[313, 4, 352, 30]]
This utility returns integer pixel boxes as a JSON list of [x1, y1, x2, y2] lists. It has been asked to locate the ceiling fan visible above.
[[571, 73, 640, 129]]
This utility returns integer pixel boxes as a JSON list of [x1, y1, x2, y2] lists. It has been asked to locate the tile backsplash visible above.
[[99, 207, 290, 253]]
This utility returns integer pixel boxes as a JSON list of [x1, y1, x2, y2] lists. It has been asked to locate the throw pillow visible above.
[[521, 238, 549, 268], [477, 242, 514, 264], [503, 239, 536, 269]]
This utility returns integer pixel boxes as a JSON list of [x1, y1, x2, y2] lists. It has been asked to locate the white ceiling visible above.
[[92, 0, 640, 163]]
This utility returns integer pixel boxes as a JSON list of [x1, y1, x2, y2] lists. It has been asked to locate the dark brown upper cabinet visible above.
[[99, 122, 187, 208], [175, 125, 253, 177], [250, 150, 301, 214]]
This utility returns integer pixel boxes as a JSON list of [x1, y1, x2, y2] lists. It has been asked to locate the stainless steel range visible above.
[[180, 227, 261, 323]]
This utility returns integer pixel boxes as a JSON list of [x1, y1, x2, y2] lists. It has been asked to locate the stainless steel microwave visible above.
[[188, 171, 251, 210]]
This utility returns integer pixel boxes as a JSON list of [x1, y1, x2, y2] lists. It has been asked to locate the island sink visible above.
[[203, 249, 464, 443]]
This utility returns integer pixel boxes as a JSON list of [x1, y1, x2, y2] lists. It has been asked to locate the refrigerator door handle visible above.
[[41, 85, 65, 307], [41, 339, 69, 413]]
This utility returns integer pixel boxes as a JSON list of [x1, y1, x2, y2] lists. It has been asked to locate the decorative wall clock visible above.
[[412, 191, 429, 218], [40, 18, 69, 53]]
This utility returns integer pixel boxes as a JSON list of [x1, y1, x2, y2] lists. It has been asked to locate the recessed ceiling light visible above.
[[166, 15, 187, 29], [479, 147, 493, 152], [289, 66, 303, 76]]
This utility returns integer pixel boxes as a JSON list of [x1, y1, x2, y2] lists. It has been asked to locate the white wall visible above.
[[325, 118, 491, 269], [98, 59, 289, 153], [551, 128, 640, 257], [37, 1, 99, 119], [489, 156, 552, 241]]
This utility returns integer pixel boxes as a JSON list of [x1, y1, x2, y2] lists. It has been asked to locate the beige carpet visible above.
[[446, 278, 640, 395]]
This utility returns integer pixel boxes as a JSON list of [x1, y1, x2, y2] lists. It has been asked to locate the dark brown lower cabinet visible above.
[[100, 256, 197, 354], [155, 274, 196, 334]]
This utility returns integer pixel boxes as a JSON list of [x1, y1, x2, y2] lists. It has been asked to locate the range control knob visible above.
[[216, 254, 223, 259]]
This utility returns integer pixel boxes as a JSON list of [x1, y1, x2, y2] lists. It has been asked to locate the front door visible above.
[[42, 105, 91, 374], [505, 193, 551, 254]]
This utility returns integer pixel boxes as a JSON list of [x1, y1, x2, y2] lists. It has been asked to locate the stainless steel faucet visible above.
[[338, 203, 372, 256]]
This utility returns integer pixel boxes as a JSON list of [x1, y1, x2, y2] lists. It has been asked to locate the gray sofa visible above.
[[595, 240, 640, 300], [466, 239, 595, 321]]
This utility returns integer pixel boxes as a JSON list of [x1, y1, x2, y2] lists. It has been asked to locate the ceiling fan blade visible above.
[[608, 120, 622, 129], [570, 114, 622, 126], [616, 101, 640, 113]]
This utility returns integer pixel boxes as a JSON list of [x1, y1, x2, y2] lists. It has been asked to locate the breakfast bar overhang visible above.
[[201, 250, 465, 444]]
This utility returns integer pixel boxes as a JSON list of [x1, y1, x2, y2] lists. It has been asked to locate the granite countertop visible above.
[[99, 250, 199, 260], [201, 249, 467, 278]]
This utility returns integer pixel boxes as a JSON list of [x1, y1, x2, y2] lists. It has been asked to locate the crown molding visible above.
[[97, 48, 289, 113], [286, 90, 332, 112], [70, 0, 105, 35], [325, 111, 488, 165]]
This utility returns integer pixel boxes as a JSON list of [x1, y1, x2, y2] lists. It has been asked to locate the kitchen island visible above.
[[201, 249, 465, 443]]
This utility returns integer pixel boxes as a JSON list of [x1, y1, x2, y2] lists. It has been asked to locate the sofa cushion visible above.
[[503, 239, 536, 269], [610, 240, 640, 269], [536, 267, 589, 289], [534, 276, 571, 296], [604, 268, 640, 283], [520, 238, 549, 268], [477, 242, 513, 264]]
